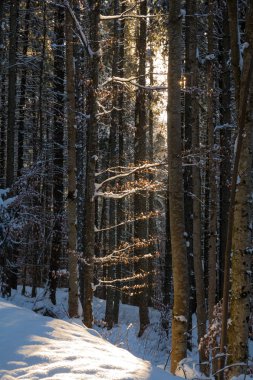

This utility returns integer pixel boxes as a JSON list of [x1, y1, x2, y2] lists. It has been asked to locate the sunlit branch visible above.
[[64, 0, 101, 57], [95, 163, 163, 191], [95, 210, 161, 233], [102, 76, 168, 91]]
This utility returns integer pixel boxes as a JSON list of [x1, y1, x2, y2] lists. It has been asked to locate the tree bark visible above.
[[0, 1, 6, 186], [186, 0, 207, 365], [219, 1, 253, 376], [82, 0, 100, 327], [218, 1, 231, 301], [104, 0, 122, 329], [17, 0, 30, 176], [168, 0, 189, 373], [227, 0, 241, 113], [134, 0, 150, 337], [49, 1, 65, 305], [66, 0, 78, 318], [184, 0, 194, 344], [7, 0, 18, 187], [207, 0, 217, 323], [227, 2, 253, 376]]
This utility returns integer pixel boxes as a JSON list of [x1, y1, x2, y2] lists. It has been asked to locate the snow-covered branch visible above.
[[64, 0, 101, 58], [102, 76, 168, 91], [100, 2, 138, 21], [95, 210, 161, 233], [95, 163, 163, 192]]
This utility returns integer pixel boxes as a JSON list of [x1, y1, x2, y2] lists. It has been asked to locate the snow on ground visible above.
[[0, 288, 176, 380], [7, 288, 170, 368], [93, 297, 169, 367], [0, 299, 174, 380], [3, 287, 252, 380]]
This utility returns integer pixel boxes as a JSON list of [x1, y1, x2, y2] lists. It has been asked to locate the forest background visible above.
[[0, 0, 253, 378]]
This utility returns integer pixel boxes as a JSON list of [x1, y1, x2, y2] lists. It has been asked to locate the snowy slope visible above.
[[6, 288, 170, 368], [0, 300, 173, 380]]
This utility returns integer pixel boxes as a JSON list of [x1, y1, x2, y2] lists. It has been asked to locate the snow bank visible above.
[[0, 300, 171, 380]]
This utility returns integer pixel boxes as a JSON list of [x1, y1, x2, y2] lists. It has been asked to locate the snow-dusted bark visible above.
[[227, 2, 253, 376], [207, 0, 218, 325], [134, 0, 150, 337], [185, 0, 207, 366], [220, 3, 253, 375], [219, 1, 231, 302], [82, 0, 101, 328], [66, 0, 78, 318], [7, 0, 18, 187], [167, 0, 189, 373], [49, 1, 65, 305]]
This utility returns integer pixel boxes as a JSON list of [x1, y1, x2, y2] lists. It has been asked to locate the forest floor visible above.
[[0, 288, 252, 379], [0, 287, 191, 380], [0, 288, 172, 380]]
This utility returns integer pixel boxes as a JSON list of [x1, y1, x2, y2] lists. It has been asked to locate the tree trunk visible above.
[[218, 1, 231, 301], [74, 3, 87, 309], [227, 2, 253, 376], [168, 0, 189, 373], [66, 0, 78, 318], [219, 1, 253, 376], [184, 0, 194, 345], [0, 1, 6, 185], [17, 0, 30, 176], [186, 0, 207, 366], [134, 0, 150, 337], [7, 0, 18, 187], [49, 1, 65, 305], [147, 22, 155, 306], [207, 0, 217, 322], [82, 0, 100, 327], [114, 0, 126, 322], [105, 0, 121, 329], [37, 1, 47, 154], [227, 0, 241, 114]]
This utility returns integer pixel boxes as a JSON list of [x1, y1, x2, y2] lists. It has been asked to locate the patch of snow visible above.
[[174, 315, 187, 323], [242, 42, 249, 50], [0, 299, 171, 380], [180, 9, 186, 17], [205, 53, 215, 61], [176, 358, 208, 380]]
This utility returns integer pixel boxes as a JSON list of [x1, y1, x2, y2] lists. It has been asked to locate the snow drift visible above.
[[0, 301, 170, 380]]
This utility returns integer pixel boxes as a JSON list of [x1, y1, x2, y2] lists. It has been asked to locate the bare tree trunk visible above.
[[227, 3, 253, 377], [168, 0, 189, 373], [82, 0, 100, 327], [105, 0, 122, 329], [17, 0, 30, 176], [114, 0, 126, 323], [37, 2, 47, 154], [219, 2, 253, 377], [147, 20, 155, 305], [49, 1, 65, 305], [6, 0, 18, 187], [186, 0, 207, 366], [0, 1, 6, 186], [134, 0, 150, 337], [207, 0, 218, 323], [66, 0, 78, 318], [73, 3, 87, 309], [184, 1, 194, 344], [218, 1, 231, 301], [227, 77, 253, 377], [227, 0, 241, 113]]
